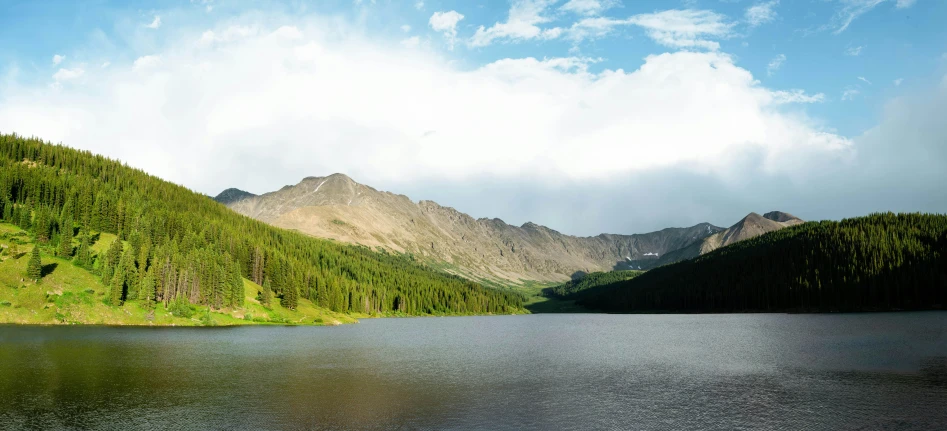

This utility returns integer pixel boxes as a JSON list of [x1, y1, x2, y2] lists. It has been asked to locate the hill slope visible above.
[[0, 133, 524, 321], [567, 213, 947, 313], [0, 223, 358, 325], [217, 174, 728, 284]]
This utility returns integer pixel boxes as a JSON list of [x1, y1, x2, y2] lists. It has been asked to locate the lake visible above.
[[1, 313, 946, 430]]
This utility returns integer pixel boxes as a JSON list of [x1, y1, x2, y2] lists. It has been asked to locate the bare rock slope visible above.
[[217, 174, 799, 284]]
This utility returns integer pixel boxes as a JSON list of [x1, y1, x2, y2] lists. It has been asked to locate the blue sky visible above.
[[1, 0, 946, 234]]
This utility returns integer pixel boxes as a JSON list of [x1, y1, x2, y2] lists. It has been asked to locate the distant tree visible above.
[[140, 269, 156, 303], [33, 207, 51, 243], [102, 238, 123, 285], [74, 232, 93, 269], [17, 204, 31, 231], [281, 284, 298, 310], [58, 218, 74, 258], [260, 277, 273, 308], [109, 264, 125, 306], [26, 246, 42, 282]]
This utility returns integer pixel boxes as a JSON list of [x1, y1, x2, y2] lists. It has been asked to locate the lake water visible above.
[[1, 313, 946, 430]]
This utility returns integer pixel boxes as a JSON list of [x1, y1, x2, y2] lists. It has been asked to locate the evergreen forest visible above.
[[564, 213, 947, 313], [0, 133, 524, 318]]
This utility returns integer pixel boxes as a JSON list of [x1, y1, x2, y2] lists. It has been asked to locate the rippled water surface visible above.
[[1, 313, 946, 430]]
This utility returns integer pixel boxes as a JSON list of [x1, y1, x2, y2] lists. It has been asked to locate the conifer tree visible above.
[[102, 238, 123, 285], [58, 218, 74, 258], [120, 250, 138, 300], [140, 270, 156, 303], [109, 261, 125, 306], [17, 204, 31, 231], [33, 207, 50, 243], [260, 277, 273, 308], [26, 246, 42, 282], [281, 283, 298, 310], [75, 232, 92, 269]]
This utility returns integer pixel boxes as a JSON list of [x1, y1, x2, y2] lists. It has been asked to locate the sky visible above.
[[0, 0, 945, 236]]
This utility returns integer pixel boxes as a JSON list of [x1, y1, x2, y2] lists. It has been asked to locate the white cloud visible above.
[[401, 36, 421, 48], [52, 68, 84, 82], [415, 1, 424, 11], [842, 87, 861, 100], [767, 53, 785, 76], [560, 0, 618, 16], [401, 24, 411, 33], [52, 55, 65, 65], [566, 17, 630, 42], [0, 21, 853, 204], [745, 1, 778, 28], [894, 78, 903, 86], [858, 76, 872, 85], [147, 15, 162, 29], [625, 9, 735, 51], [770, 89, 825, 104], [101, 61, 111, 68], [896, 0, 916, 8], [845, 45, 863, 56], [828, 0, 886, 34], [199, 26, 257, 45], [429, 10, 464, 50], [132, 55, 162, 70], [470, 0, 562, 47]]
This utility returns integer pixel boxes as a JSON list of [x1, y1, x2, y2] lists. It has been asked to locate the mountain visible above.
[[216, 174, 727, 283], [214, 188, 257, 205], [215, 174, 801, 284], [564, 213, 947, 313], [648, 211, 804, 267], [0, 134, 524, 324]]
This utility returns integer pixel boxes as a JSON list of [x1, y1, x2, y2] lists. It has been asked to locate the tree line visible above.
[[566, 213, 947, 313], [543, 270, 642, 298], [0, 133, 524, 315]]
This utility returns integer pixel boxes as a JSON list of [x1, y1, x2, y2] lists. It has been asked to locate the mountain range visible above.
[[215, 174, 803, 284]]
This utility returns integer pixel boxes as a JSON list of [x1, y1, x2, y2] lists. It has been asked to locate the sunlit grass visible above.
[[0, 222, 358, 326]]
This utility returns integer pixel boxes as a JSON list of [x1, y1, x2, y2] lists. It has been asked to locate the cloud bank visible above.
[[0, 13, 943, 235]]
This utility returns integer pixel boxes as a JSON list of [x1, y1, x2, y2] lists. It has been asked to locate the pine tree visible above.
[[120, 250, 138, 300], [260, 277, 273, 308], [102, 238, 123, 285], [281, 283, 298, 310], [109, 261, 125, 306], [17, 204, 31, 231], [140, 270, 156, 303], [33, 207, 50, 243], [26, 246, 42, 282], [75, 232, 92, 269], [58, 218, 74, 258]]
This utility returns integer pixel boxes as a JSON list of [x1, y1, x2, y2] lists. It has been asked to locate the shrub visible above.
[[169, 296, 194, 318]]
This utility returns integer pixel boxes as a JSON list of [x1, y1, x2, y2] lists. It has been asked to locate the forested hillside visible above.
[[571, 213, 947, 313], [0, 134, 523, 317], [543, 270, 642, 298]]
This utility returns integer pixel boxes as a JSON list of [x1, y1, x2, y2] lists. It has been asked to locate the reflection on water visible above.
[[1, 313, 946, 430]]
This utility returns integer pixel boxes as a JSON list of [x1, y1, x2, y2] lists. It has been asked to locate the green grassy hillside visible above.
[[0, 133, 524, 324], [575, 213, 947, 313], [0, 223, 356, 325]]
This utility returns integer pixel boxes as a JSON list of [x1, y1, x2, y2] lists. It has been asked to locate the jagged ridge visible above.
[[215, 174, 799, 284]]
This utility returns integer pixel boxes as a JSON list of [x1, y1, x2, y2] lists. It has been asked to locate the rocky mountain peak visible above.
[[213, 188, 256, 205], [763, 211, 802, 224]]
